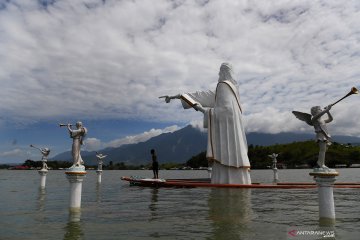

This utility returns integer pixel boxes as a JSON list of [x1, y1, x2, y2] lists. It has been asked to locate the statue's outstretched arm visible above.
[[159, 94, 181, 103]]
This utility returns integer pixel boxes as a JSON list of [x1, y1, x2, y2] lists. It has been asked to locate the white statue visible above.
[[268, 153, 279, 183], [30, 144, 50, 170], [293, 87, 358, 171], [268, 153, 278, 169], [96, 152, 107, 171], [60, 122, 87, 167], [293, 105, 333, 170], [161, 63, 251, 184]]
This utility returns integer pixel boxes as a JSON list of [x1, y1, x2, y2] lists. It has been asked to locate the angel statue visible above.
[[268, 153, 278, 169], [30, 144, 50, 170], [95, 152, 107, 171], [292, 105, 333, 170], [268, 153, 279, 182]]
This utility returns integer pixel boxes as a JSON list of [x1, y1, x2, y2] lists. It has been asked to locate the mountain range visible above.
[[52, 125, 360, 165]]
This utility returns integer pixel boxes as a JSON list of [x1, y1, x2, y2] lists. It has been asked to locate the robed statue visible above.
[[161, 63, 251, 184], [60, 121, 87, 168]]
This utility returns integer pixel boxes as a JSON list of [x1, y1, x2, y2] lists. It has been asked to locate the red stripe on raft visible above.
[[120, 177, 360, 189]]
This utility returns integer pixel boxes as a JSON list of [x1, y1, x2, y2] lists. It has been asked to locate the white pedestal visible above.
[[309, 171, 338, 225], [207, 167, 212, 179], [272, 168, 279, 183], [38, 169, 48, 188], [96, 170, 102, 184], [65, 168, 86, 212]]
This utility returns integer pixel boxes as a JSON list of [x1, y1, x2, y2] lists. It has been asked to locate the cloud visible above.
[[84, 137, 102, 151], [0, 148, 27, 158], [189, 119, 207, 133], [245, 107, 302, 134], [80, 125, 181, 150], [0, 0, 360, 136], [105, 125, 180, 148]]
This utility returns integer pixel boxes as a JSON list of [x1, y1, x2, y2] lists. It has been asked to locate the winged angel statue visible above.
[[292, 87, 358, 171], [292, 105, 333, 170]]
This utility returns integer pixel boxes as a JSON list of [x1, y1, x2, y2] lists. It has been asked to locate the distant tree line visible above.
[[185, 141, 360, 169], [0, 164, 11, 169], [6, 159, 185, 170], [105, 161, 184, 170], [185, 152, 208, 168], [248, 141, 360, 169], [5, 140, 360, 170]]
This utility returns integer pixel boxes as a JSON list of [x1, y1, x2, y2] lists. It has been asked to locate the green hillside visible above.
[[186, 140, 360, 169]]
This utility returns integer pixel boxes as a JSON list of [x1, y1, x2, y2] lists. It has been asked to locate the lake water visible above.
[[0, 169, 359, 240]]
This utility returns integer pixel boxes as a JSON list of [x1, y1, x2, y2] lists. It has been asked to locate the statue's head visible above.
[[311, 106, 321, 116], [219, 63, 236, 83], [76, 121, 83, 128]]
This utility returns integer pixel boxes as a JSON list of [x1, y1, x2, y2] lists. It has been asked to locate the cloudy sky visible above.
[[1, 0, 359, 163]]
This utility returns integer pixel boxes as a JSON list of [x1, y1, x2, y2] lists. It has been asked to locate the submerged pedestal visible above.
[[38, 169, 48, 188], [309, 170, 339, 225], [65, 166, 87, 212], [273, 168, 279, 183], [96, 170, 102, 184]]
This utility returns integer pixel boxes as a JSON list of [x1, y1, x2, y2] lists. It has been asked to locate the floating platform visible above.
[[120, 176, 360, 189]]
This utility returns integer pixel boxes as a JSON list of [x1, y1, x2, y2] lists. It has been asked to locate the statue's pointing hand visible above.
[[193, 103, 205, 113]]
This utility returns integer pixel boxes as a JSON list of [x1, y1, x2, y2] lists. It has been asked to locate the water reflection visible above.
[[148, 188, 159, 221], [319, 218, 336, 227], [208, 188, 253, 240], [96, 183, 102, 203], [37, 187, 46, 212], [64, 211, 83, 240]]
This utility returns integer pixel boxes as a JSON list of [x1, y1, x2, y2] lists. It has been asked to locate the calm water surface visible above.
[[0, 169, 359, 240]]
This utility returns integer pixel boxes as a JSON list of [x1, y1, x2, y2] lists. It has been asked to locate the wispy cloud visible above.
[[1, 0, 359, 136], [84, 125, 180, 150], [84, 137, 102, 151], [0, 148, 27, 158]]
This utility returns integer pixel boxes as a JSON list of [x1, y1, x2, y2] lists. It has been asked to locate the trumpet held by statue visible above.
[[59, 123, 72, 127], [330, 86, 358, 107]]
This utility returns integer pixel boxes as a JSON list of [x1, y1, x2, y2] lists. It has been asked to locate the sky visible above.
[[1, 0, 360, 163]]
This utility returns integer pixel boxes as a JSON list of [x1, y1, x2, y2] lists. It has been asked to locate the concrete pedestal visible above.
[[272, 168, 279, 183], [309, 171, 338, 225], [65, 169, 87, 212], [38, 169, 48, 188], [96, 170, 102, 184], [207, 167, 212, 179]]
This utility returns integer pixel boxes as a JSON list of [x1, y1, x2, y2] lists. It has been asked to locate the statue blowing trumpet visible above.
[[330, 87, 358, 107]]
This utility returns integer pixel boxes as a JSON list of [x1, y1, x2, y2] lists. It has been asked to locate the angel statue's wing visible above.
[[292, 111, 313, 126]]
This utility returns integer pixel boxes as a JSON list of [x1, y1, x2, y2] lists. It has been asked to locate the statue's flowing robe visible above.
[[181, 80, 251, 184], [70, 128, 86, 166]]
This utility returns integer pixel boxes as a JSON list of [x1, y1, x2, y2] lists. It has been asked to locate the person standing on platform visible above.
[[151, 149, 159, 179]]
